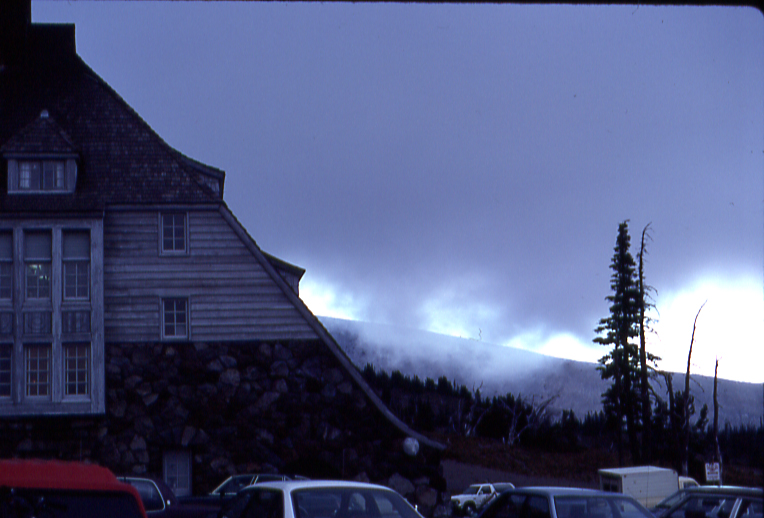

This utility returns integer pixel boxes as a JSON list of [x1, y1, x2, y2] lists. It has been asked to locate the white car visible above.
[[451, 483, 515, 515], [218, 479, 424, 518]]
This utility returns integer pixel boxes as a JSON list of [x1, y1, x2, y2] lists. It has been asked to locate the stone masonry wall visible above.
[[0, 339, 448, 516]]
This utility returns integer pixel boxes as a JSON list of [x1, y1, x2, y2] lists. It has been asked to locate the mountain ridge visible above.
[[320, 316, 763, 427]]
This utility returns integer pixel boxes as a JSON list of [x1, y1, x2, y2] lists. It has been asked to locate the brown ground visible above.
[[438, 435, 609, 493], [436, 435, 763, 493]]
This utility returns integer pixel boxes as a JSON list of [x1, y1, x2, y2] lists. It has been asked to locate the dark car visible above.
[[0, 459, 147, 518], [210, 475, 293, 498], [478, 487, 654, 518], [119, 476, 219, 518], [650, 486, 762, 518]]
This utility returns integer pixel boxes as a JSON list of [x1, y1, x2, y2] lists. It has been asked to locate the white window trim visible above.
[[159, 212, 188, 256], [161, 297, 189, 340]]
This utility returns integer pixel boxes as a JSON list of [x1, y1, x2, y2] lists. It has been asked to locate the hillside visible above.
[[321, 317, 763, 427]]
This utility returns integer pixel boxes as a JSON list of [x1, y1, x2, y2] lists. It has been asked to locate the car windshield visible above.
[[462, 487, 480, 495], [219, 487, 284, 518], [0, 488, 144, 518], [665, 495, 740, 518], [216, 476, 254, 495], [292, 487, 421, 518], [654, 492, 689, 510], [554, 496, 653, 518]]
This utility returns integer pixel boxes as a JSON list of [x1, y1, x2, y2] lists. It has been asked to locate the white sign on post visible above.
[[705, 462, 721, 482]]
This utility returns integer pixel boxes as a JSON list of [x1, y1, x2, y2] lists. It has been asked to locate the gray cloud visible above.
[[34, 3, 764, 379]]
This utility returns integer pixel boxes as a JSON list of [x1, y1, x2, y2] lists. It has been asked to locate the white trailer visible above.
[[598, 466, 680, 509]]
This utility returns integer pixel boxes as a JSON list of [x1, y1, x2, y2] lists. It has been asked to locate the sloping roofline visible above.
[[218, 204, 445, 452]]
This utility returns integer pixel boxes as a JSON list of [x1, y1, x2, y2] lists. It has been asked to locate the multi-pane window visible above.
[[161, 213, 186, 253], [25, 345, 50, 397], [18, 161, 65, 191], [0, 345, 11, 398], [24, 231, 51, 299], [64, 343, 89, 396], [63, 230, 90, 300], [162, 298, 188, 339], [164, 451, 191, 497], [0, 232, 11, 300]]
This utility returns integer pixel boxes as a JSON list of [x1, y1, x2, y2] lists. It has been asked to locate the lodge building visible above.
[[0, 2, 444, 511]]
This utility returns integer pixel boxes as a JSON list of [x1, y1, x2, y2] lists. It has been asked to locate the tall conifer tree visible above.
[[595, 220, 642, 464]]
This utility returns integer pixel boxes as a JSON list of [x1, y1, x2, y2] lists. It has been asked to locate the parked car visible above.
[[118, 476, 219, 518], [180, 474, 294, 508], [650, 486, 763, 518], [212, 475, 293, 498], [0, 459, 147, 518], [452, 483, 516, 515], [477, 487, 654, 518], [217, 479, 423, 518], [598, 466, 698, 509]]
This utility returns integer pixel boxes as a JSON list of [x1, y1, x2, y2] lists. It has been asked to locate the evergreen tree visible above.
[[594, 220, 642, 465]]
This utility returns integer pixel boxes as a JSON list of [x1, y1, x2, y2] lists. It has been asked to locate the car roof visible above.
[[1, 459, 134, 493], [679, 486, 763, 497], [507, 487, 620, 497], [243, 480, 395, 492]]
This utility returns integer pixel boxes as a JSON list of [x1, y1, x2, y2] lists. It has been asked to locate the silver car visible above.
[[218, 480, 423, 518], [478, 487, 654, 518]]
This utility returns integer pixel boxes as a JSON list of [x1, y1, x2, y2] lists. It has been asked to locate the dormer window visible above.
[[18, 160, 67, 192], [2, 110, 79, 195]]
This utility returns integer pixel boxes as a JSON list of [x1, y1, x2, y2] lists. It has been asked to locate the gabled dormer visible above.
[[2, 110, 79, 194]]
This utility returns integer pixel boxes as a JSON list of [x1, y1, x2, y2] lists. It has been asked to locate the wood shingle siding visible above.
[[104, 209, 317, 342]]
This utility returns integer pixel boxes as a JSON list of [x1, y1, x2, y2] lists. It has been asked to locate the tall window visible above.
[[0, 344, 11, 398], [64, 343, 89, 396], [164, 451, 191, 497], [24, 231, 51, 299], [161, 213, 186, 253], [162, 298, 188, 339], [63, 230, 90, 300], [0, 232, 12, 300], [25, 345, 50, 397]]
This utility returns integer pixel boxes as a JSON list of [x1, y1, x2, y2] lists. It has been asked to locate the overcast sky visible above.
[[34, 3, 764, 383]]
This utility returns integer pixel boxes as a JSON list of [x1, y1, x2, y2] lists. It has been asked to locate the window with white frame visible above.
[[162, 298, 188, 339], [161, 213, 187, 253], [0, 232, 11, 300], [0, 344, 11, 398], [18, 160, 66, 192], [24, 231, 51, 300], [163, 451, 191, 497], [64, 343, 89, 396], [63, 230, 90, 300], [25, 344, 51, 397]]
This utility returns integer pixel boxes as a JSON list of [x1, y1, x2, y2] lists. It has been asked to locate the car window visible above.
[[737, 499, 763, 518], [126, 479, 164, 512], [483, 493, 550, 518], [666, 495, 737, 518], [463, 487, 480, 495], [554, 496, 652, 518], [481, 487, 492, 495], [221, 476, 256, 495], [220, 488, 283, 518], [292, 487, 420, 518]]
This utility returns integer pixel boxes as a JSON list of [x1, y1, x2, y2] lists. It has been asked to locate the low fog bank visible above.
[[320, 317, 763, 427]]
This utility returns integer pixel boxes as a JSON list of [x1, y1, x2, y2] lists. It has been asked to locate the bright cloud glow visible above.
[[648, 275, 764, 384], [300, 278, 363, 322]]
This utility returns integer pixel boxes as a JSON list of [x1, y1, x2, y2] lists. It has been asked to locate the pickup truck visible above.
[[451, 482, 515, 515], [118, 476, 220, 518]]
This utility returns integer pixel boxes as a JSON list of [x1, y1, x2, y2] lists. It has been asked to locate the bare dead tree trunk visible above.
[[713, 358, 722, 485], [638, 224, 652, 463], [683, 301, 706, 476]]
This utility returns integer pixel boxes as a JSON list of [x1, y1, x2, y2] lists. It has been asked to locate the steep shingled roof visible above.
[[0, 24, 224, 214]]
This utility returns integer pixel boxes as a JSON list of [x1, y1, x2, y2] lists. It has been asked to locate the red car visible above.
[[0, 459, 147, 518]]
